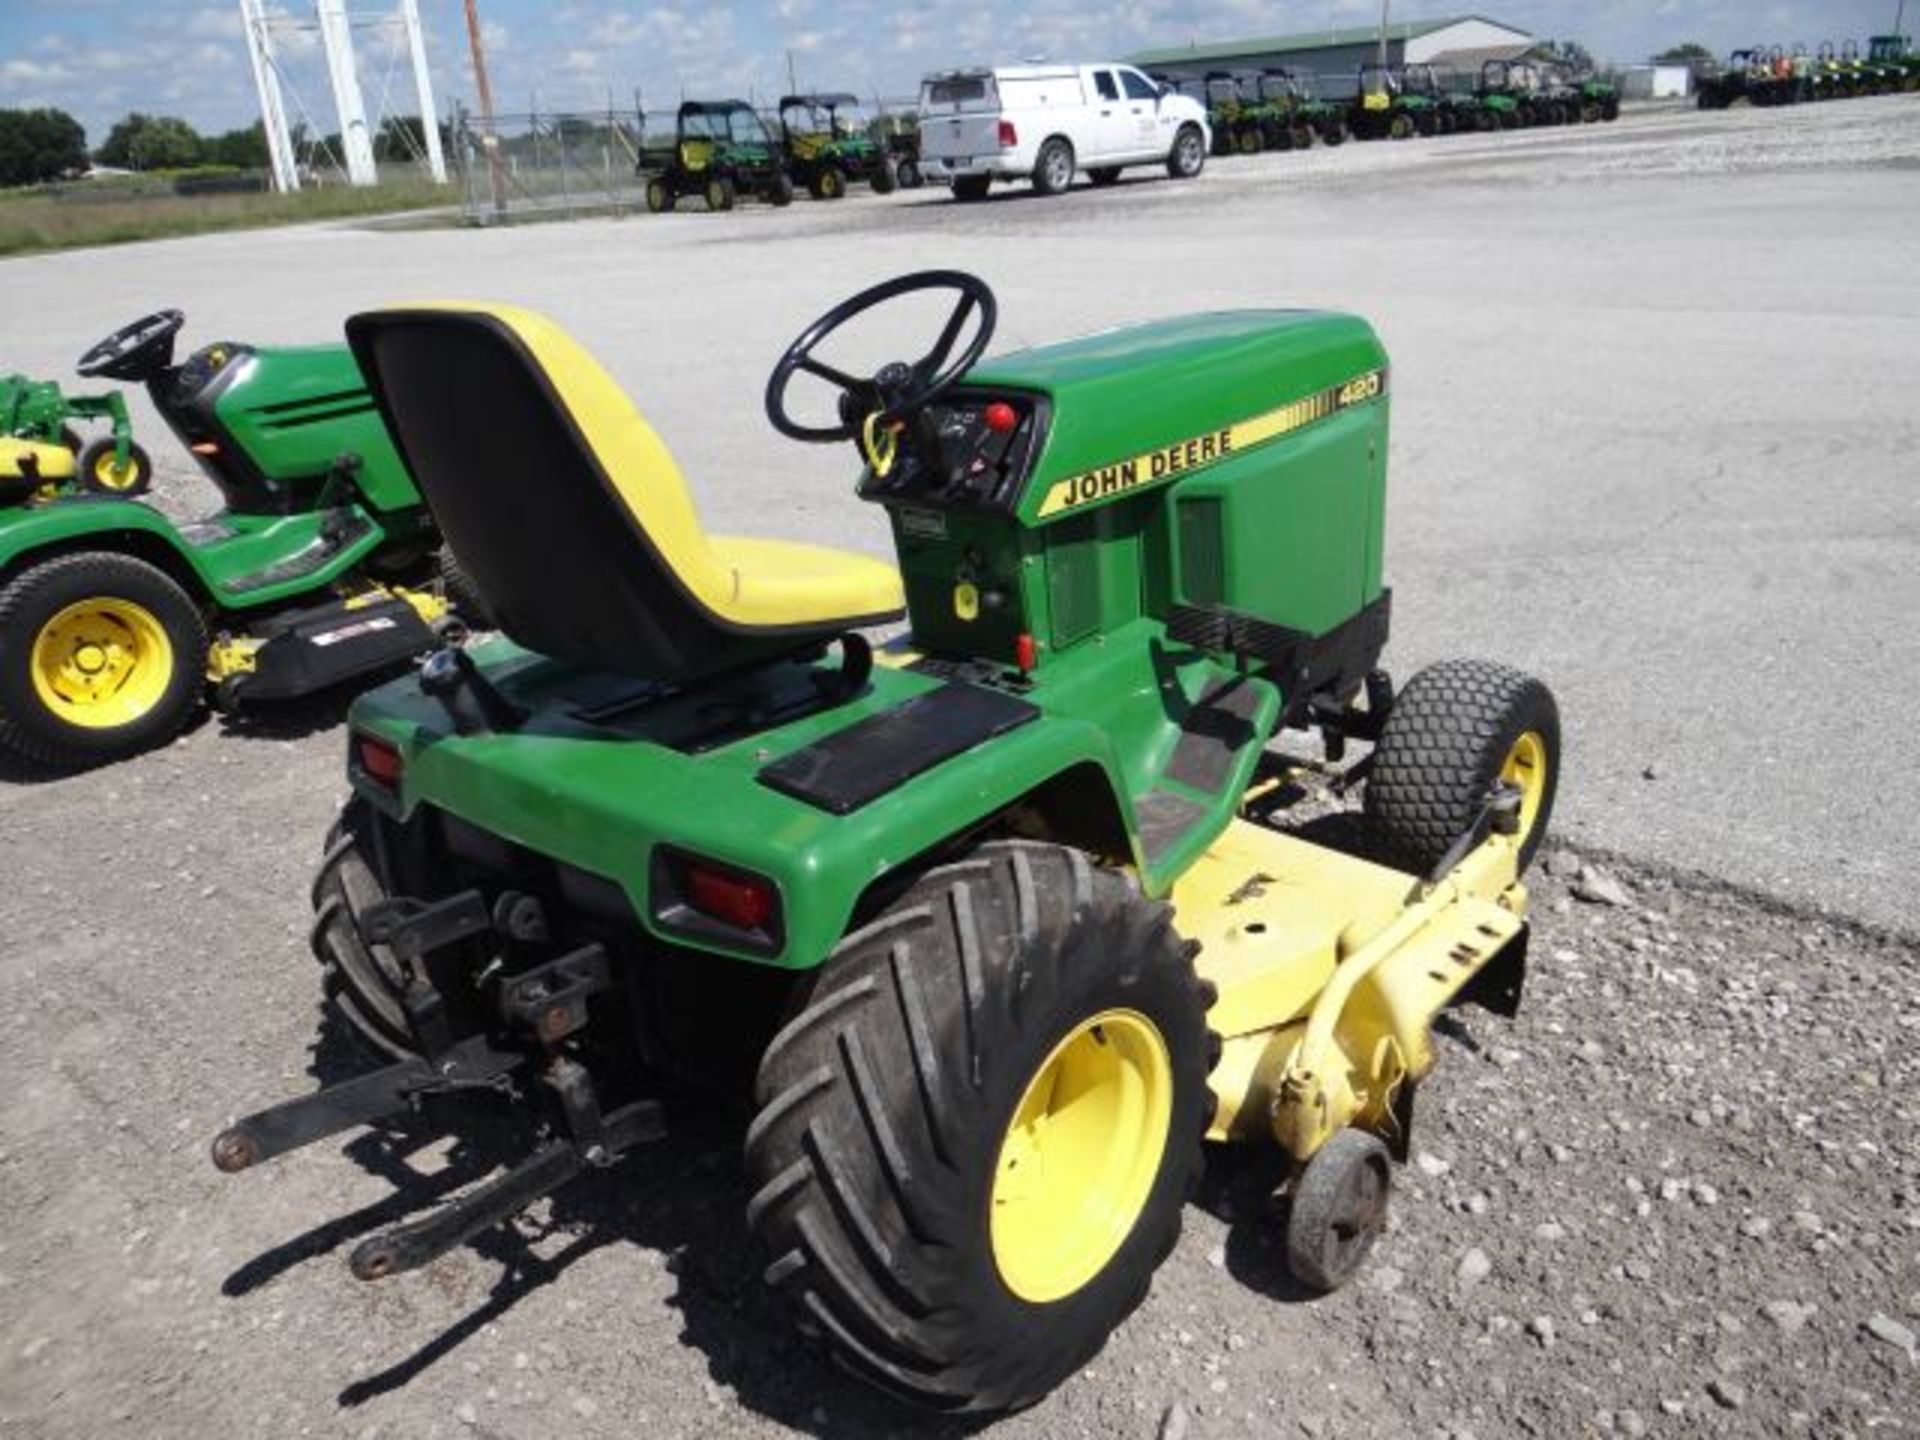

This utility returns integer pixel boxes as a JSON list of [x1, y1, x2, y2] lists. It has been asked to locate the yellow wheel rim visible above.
[[1501, 730, 1549, 845], [91, 451, 139, 491], [989, 1008, 1172, 1304], [29, 597, 174, 729]]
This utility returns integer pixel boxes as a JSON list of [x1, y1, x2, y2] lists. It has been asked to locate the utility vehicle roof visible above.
[[779, 93, 861, 108], [677, 99, 755, 117]]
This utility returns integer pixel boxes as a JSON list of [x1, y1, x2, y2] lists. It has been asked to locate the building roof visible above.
[[1420, 42, 1535, 72], [1130, 14, 1522, 68]]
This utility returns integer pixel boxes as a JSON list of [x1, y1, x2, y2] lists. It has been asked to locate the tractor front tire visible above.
[[745, 840, 1214, 1412], [1364, 659, 1561, 877], [644, 178, 673, 213], [0, 551, 206, 770], [1285, 1129, 1392, 1293], [870, 158, 898, 195], [705, 176, 737, 212], [768, 172, 796, 207], [77, 438, 152, 496], [809, 166, 847, 200]]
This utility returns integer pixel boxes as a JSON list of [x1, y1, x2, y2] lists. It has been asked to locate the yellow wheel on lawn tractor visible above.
[[0, 551, 207, 770], [77, 438, 153, 496], [1500, 729, 1551, 851], [744, 840, 1214, 1412], [989, 1008, 1173, 1303]]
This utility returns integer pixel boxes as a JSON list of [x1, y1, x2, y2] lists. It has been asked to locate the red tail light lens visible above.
[[983, 401, 1018, 433], [686, 864, 776, 931], [355, 733, 403, 787], [997, 119, 1018, 147]]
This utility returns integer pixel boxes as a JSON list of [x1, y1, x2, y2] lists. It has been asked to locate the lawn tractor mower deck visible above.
[[213, 273, 1561, 1413]]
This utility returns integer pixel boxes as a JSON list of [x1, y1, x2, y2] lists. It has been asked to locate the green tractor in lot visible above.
[[1542, 60, 1621, 122], [0, 310, 457, 770], [868, 109, 927, 188], [776, 93, 898, 199], [213, 273, 1562, 1412], [1353, 61, 1438, 138], [1477, 59, 1565, 127], [640, 101, 796, 213], [1867, 34, 1920, 90], [1, 370, 153, 500], [1395, 63, 1489, 133], [1201, 71, 1265, 153], [1252, 68, 1348, 148]]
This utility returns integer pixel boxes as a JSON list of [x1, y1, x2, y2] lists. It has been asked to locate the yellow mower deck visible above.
[[1177, 814, 1527, 1159]]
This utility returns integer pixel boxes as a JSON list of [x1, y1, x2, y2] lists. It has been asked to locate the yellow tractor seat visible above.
[[679, 140, 713, 172], [346, 303, 904, 684]]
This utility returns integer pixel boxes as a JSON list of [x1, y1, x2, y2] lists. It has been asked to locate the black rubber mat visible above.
[[1163, 679, 1264, 795], [1136, 789, 1208, 868]]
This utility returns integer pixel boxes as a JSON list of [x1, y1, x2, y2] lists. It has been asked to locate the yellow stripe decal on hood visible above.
[[1036, 368, 1387, 519]]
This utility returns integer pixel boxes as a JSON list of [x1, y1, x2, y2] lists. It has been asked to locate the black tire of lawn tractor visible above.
[[1237, 127, 1263, 154], [705, 176, 737, 212], [870, 158, 898, 195], [744, 840, 1216, 1413], [1415, 111, 1437, 137], [1389, 113, 1415, 140], [810, 166, 847, 200], [896, 157, 922, 189], [644, 177, 673, 213], [1285, 1129, 1393, 1293], [311, 797, 419, 1061], [0, 551, 207, 771], [1032, 137, 1074, 195], [768, 172, 796, 207], [1293, 125, 1314, 150], [1166, 124, 1205, 179], [951, 175, 991, 202], [436, 547, 492, 627], [77, 438, 152, 496], [1601, 97, 1620, 120], [1088, 165, 1122, 186], [1363, 659, 1561, 878]]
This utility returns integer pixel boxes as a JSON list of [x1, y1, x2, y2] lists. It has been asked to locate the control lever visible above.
[[419, 646, 527, 736]]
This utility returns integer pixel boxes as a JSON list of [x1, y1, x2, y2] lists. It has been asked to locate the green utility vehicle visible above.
[[1252, 69, 1348, 148], [1353, 62, 1437, 138], [0, 310, 455, 770], [1395, 63, 1487, 133], [868, 109, 927, 187], [776, 93, 898, 198], [639, 101, 796, 213], [1, 369, 151, 499], [215, 274, 1561, 1411], [1199, 71, 1264, 153], [1867, 34, 1920, 89], [1477, 58, 1563, 126]]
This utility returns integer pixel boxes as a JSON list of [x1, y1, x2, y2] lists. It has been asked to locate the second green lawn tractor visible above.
[[776, 93, 898, 198], [0, 309, 459, 770], [213, 273, 1561, 1413], [1353, 62, 1437, 138], [1252, 69, 1348, 148], [639, 101, 796, 213], [1, 368, 152, 500]]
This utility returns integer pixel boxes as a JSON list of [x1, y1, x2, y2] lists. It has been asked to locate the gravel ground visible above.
[[3, 98, 1920, 1438]]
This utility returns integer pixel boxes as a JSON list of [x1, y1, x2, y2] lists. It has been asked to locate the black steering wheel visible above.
[[77, 309, 186, 380], [766, 271, 996, 444]]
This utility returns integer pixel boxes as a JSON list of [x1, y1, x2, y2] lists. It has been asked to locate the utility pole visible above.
[[463, 0, 508, 217], [1378, 0, 1392, 67]]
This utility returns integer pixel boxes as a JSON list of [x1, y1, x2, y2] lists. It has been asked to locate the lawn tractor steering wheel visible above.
[[766, 271, 996, 471], [77, 309, 186, 381]]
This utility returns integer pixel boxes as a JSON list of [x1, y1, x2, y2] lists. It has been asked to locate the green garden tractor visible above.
[[639, 101, 796, 213], [868, 109, 927, 188], [1, 369, 151, 500], [1252, 69, 1347, 148], [213, 273, 1561, 1413], [1353, 62, 1436, 139], [0, 309, 457, 770], [1867, 34, 1920, 90], [777, 93, 898, 199], [1395, 63, 1486, 133], [1201, 71, 1264, 154]]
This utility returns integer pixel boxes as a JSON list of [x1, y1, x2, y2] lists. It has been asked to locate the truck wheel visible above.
[[951, 175, 991, 202], [1166, 124, 1205, 179], [644, 178, 673, 213], [1285, 1129, 1392, 1293], [745, 840, 1214, 1412], [705, 176, 737, 211], [77, 438, 152, 496], [312, 797, 422, 1060], [0, 551, 207, 770], [436, 547, 492, 626], [1364, 659, 1561, 877], [870, 158, 898, 195], [1032, 137, 1074, 195]]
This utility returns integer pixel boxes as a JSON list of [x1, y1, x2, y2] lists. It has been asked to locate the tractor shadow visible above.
[[1192, 1145, 1325, 1305], [222, 1009, 987, 1437]]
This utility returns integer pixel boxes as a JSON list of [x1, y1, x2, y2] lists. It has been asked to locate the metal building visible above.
[[1129, 14, 1536, 92]]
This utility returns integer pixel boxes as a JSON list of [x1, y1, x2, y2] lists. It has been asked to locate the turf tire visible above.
[[0, 551, 206, 770], [1285, 1129, 1392, 1293], [77, 438, 153, 496], [744, 840, 1215, 1412], [1364, 659, 1561, 877]]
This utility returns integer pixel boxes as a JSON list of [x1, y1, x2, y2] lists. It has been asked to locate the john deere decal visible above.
[[1036, 369, 1388, 519]]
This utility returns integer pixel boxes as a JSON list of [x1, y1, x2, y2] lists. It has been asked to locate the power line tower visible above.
[[238, 0, 448, 191]]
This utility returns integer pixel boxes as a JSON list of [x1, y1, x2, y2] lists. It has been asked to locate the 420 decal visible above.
[[1035, 368, 1389, 519]]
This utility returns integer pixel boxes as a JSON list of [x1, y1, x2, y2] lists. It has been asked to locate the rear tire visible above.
[[312, 798, 419, 1061], [870, 158, 898, 194], [1364, 659, 1561, 877], [744, 840, 1213, 1412], [0, 551, 206, 770], [768, 172, 796, 207], [896, 157, 922, 188], [644, 177, 673, 213], [705, 176, 736, 211], [809, 166, 846, 200], [1032, 137, 1074, 195]]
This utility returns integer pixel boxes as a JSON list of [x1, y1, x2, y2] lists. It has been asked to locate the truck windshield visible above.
[[925, 77, 990, 106]]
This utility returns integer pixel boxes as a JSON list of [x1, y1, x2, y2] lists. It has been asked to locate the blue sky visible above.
[[1, 1, 1911, 144]]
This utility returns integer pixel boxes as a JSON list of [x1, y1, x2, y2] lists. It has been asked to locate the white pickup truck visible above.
[[917, 63, 1211, 200]]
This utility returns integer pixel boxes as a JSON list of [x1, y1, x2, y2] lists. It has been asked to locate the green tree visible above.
[[1655, 42, 1716, 65], [95, 113, 205, 171], [1545, 39, 1597, 73], [205, 122, 270, 169], [0, 107, 88, 187]]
